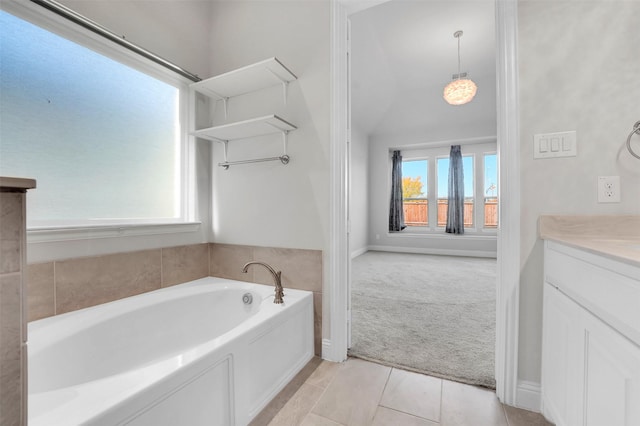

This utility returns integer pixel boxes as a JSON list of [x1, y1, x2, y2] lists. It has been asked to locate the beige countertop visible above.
[[0, 176, 36, 190], [539, 215, 640, 267]]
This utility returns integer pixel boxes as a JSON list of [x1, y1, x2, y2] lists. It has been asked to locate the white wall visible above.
[[60, 0, 212, 78], [206, 0, 331, 252], [517, 0, 640, 384], [204, 0, 332, 345], [11, 0, 214, 262], [349, 125, 369, 257]]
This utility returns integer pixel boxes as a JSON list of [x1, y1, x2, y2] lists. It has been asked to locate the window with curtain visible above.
[[0, 9, 190, 228], [437, 155, 474, 228], [398, 143, 497, 232]]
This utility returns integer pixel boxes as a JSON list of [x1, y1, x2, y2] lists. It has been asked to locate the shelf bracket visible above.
[[221, 140, 230, 170], [266, 67, 290, 105], [282, 130, 289, 157], [222, 97, 230, 119]]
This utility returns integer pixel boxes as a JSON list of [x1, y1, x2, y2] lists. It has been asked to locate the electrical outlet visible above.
[[597, 176, 621, 203]]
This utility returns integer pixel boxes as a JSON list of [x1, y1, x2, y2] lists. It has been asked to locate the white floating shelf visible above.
[[190, 57, 297, 100], [193, 115, 296, 142]]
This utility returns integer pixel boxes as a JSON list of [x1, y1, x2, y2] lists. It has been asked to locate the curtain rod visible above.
[[29, 0, 201, 82]]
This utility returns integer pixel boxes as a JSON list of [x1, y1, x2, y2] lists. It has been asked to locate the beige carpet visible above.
[[349, 251, 496, 388]]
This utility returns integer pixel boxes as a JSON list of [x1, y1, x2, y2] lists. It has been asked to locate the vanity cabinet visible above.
[[541, 241, 640, 426]]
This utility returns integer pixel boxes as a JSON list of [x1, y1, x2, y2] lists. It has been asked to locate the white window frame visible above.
[[401, 157, 429, 227], [398, 140, 497, 236], [1, 0, 199, 243]]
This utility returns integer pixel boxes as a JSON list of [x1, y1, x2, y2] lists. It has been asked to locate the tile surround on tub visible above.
[[24, 242, 323, 356], [55, 249, 162, 314], [26, 262, 55, 322], [209, 243, 324, 355], [0, 273, 22, 426], [25, 242, 323, 356], [26, 243, 211, 320], [0, 193, 23, 275], [209, 243, 254, 281], [161, 243, 209, 287]]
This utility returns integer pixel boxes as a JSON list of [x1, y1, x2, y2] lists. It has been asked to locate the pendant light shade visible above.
[[443, 31, 477, 106]]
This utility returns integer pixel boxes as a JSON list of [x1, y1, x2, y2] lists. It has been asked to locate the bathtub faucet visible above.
[[241, 261, 285, 304]]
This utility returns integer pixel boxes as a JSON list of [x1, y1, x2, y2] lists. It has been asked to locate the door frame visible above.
[[326, 0, 521, 407]]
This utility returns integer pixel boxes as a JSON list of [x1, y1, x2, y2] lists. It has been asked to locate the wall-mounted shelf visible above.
[[193, 114, 296, 142], [190, 58, 298, 169], [192, 115, 296, 169], [190, 57, 296, 106]]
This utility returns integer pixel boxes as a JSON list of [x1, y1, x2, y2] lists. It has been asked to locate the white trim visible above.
[[27, 222, 202, 243], [350, 247, 368, 259], [494, 0, 521, 406], [367, 245, 496, 259], [324, 0, 349, 363], [2, 0, 195, 230], [386, 232, 497, 241], [392, 135, 497, 151], [516, 380, 542, 413], [329, 1, 520, 404], [322, 338, 333, 357]]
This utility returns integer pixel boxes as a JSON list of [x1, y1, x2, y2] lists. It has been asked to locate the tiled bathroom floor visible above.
[[251, 357, 552, 426]]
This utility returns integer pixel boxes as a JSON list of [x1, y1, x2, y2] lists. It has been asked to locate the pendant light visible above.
[[443, 30, 477, 106]]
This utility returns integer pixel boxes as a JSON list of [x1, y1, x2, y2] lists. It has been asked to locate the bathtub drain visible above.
[[242, 293, 253, 305]]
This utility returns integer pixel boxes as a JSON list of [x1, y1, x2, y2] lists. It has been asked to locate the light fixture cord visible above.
[[457, 35, 461, 79]]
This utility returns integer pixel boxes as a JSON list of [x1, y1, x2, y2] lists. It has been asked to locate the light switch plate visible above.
[[534, 131, 577, 159]]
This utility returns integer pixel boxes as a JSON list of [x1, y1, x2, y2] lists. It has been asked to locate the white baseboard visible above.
[[515, 380, 541, 413], [350, 247, 368, 259], [321, 339, 334, 361], [367, 244, 497, 258]]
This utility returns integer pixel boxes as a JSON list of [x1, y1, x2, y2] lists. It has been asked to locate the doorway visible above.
[[346, 0, 498, 387], [328, 0, 521, 406]]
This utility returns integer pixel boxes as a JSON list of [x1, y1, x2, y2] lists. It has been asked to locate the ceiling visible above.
[[349, 0, 496, 139]]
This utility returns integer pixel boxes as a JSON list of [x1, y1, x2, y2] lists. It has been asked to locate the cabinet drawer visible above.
[[544, 241, 640, 346]]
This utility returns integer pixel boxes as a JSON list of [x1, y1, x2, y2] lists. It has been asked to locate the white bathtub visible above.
[[28, 277, 314, 425]]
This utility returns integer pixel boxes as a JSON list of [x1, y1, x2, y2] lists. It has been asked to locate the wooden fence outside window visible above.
[[403, 198, 498, 228]]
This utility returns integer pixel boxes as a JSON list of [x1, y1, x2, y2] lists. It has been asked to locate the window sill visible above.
[[27, 222, 202, 243], [388, 228, 497, 240]]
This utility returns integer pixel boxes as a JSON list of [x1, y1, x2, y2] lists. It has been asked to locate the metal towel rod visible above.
[[219, 155, 290, 170], [627, 120, 640, 160]]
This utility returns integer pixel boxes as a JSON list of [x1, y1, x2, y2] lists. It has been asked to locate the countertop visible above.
[[0, 176, 36, 190], [539, 215, 640, 267]]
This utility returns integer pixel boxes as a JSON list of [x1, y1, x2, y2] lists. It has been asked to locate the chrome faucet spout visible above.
[[242, 261, 285, 304]]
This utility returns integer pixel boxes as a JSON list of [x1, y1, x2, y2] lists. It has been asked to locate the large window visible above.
[[0, 9, 189, 228], [398, 143, 497, 232]]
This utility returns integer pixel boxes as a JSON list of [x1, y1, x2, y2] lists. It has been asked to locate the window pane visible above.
[[484, 154, 498, 228], [437, 156, 474, 227], [401, 160, 427, 226], [0, 11, 182, 226]]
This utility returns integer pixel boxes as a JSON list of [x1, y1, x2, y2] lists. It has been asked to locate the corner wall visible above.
[[517, 0, 640, 385], [205, 1, 332, 344]]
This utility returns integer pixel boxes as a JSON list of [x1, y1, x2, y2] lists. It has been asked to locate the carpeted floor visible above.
[[349, 251, 496, 389]]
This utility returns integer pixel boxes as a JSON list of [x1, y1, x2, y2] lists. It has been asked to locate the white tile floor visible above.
[[251, 357, 552, 426]]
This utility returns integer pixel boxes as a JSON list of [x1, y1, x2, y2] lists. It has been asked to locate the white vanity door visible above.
[[583, 310, 640, 426], [541, 282, 585, 426]]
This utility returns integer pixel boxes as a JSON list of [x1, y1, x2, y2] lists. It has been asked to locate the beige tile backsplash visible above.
[[26, 242, 323, 355], [55, 250, 162, 314], [209, 243, 323, 354], [0, 193, 23, 275], [161, 243, 209, 288], [26, 262, 54, 321]]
